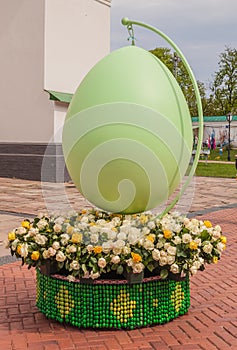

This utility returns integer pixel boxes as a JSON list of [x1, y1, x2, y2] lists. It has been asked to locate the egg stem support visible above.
[[122, 18, 203, 216]]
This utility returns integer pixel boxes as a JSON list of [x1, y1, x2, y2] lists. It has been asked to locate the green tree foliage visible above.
[[210, 47, 237, 115], [150, 47, 207, 117]]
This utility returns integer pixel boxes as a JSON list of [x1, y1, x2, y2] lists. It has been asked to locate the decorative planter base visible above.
[[36, 269, 190, 329]]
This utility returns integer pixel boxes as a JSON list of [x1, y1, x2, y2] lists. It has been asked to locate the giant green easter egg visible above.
[[62, 46, 193, 214]]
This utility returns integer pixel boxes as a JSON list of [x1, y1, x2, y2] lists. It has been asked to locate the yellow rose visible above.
[[204, 220, 212, 228], [71, 233, 82, 244], [17, 245, 22, 255], [21, 220, 30, 229], [131, 252, 142, 263], [31, 251, 40, 261], [163, 230, 172, 239], [66, 226, 74, 234], [8, 231, 16, 241], [189, 241, 198, 250], [213, 256, 218, 264], [220, 236, 227, 244], [93, 246, 102, 254], [146, 234, 155, 243], [140, 214, 148, 224]]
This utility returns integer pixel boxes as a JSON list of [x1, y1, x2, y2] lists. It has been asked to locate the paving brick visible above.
[[1, 177, 237, 350]]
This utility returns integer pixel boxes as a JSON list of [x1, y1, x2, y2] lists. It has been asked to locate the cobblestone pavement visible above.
[[0, 177, 237, 349]]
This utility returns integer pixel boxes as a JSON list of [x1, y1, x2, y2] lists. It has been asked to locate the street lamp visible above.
[[226, 113, 233, 161]]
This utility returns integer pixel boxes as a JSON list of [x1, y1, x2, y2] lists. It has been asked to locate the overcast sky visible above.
[[110, 0, 237, 88]]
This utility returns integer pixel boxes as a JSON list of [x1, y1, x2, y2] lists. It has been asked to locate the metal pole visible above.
[[228, 119, 231, 161], [121, 17, 204, 216]]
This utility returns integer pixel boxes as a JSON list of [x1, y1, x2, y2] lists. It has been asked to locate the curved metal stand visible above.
[[122, 18, 203, 215]]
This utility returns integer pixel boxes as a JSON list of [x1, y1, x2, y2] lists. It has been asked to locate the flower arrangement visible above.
[[6, 209, 226, 282]]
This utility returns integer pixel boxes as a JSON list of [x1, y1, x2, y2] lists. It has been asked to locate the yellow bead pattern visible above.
[[55, 286, 75, 318], [110, 289, 136, 323], [171, 283, 184, 313], [152, 298, 159, 307]]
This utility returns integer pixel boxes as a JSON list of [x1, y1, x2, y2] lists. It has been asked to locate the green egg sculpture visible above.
[[62, 46, 193, 214]]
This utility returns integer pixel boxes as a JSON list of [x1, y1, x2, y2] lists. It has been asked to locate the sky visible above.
[[110, 0, 237, 88]]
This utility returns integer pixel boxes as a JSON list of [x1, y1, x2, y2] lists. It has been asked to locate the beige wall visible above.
[[0, 0, 54, 143], [44, 0, 111, 94], [0, 0, 111, 144]]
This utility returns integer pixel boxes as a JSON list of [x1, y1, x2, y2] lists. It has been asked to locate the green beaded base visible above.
[[36, 269, 190, 329]]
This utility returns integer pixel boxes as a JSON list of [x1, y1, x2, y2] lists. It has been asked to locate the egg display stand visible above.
[[36, 268, 190, 329], [36, 18, 203, 329]]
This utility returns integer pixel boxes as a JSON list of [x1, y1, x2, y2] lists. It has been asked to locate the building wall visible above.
[[0, 0, 111, 181], [0, 0, 54, 143], [44, 0, 111, 94]]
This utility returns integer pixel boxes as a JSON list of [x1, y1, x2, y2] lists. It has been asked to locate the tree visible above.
[[150, 47, 207, 117], [210, 47, 237, 115]]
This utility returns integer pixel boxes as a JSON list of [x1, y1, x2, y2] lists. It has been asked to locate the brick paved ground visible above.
[[0, 177, 237, 349]]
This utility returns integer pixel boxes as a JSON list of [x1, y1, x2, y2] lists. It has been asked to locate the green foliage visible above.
[[210, 47, 237, 115], [150, 47, 206, 116]]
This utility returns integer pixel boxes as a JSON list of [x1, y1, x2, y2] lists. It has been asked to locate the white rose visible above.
[[173, 236, 181, 245], [56, 251, 66, 262], [16, 227, 26, 235], [142, 227, 150, 236], [190, 265, 198, 275], [48, 247, 56, 256], [203, 242, 213, 254], [159, 256, 168, 266], [90, 225, 99, 234], [67, 275, 76, 282], [160, 250, 167, 257], [54, 216, 65, 225], [167, 246, 176, 256], [60, 233, 70, 246], [11, 239, 19, 251], [113, 247, 122, 255], [87, 244, 94, 252], [28, 228, 39, 236], [192, 260, 201, 269], [42, 250, 50, 259], [98, 258, 107, 268], [37, 219, 48, 230], [143, 240, 154, 250], [132, 262, 144, 274], [170, 263, 180, 274], [183, 218, 190, 226], [194, 238, 202, 246], [152, 249, 160, 261], [107, 230, 117, 240], [19, 243, 28, 258], [182, 233, 192, 244], [217, 242, 225, 252], [91, 272, 100, 279], [122, 246, 131, 255], [173, 224, 182, 233], [117, 232, 127, 241], [212, 230, 221, 240], [214, 225, 221, 232], [90, 233, 99, 244], [147, 221, 155, 230], [114, 239, 125, 249], [53, 224, 62, 233], [111, 255, 120, 264], [102, 241, 113, 254], [67, 245, 77, 253], [167, 255, 175, 265], [164, 243, 171, 250], [52, 241, 60, 250], [35, 234, 48, 245], [156, 241, 164, 249], [70, 260, 80, 270]]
